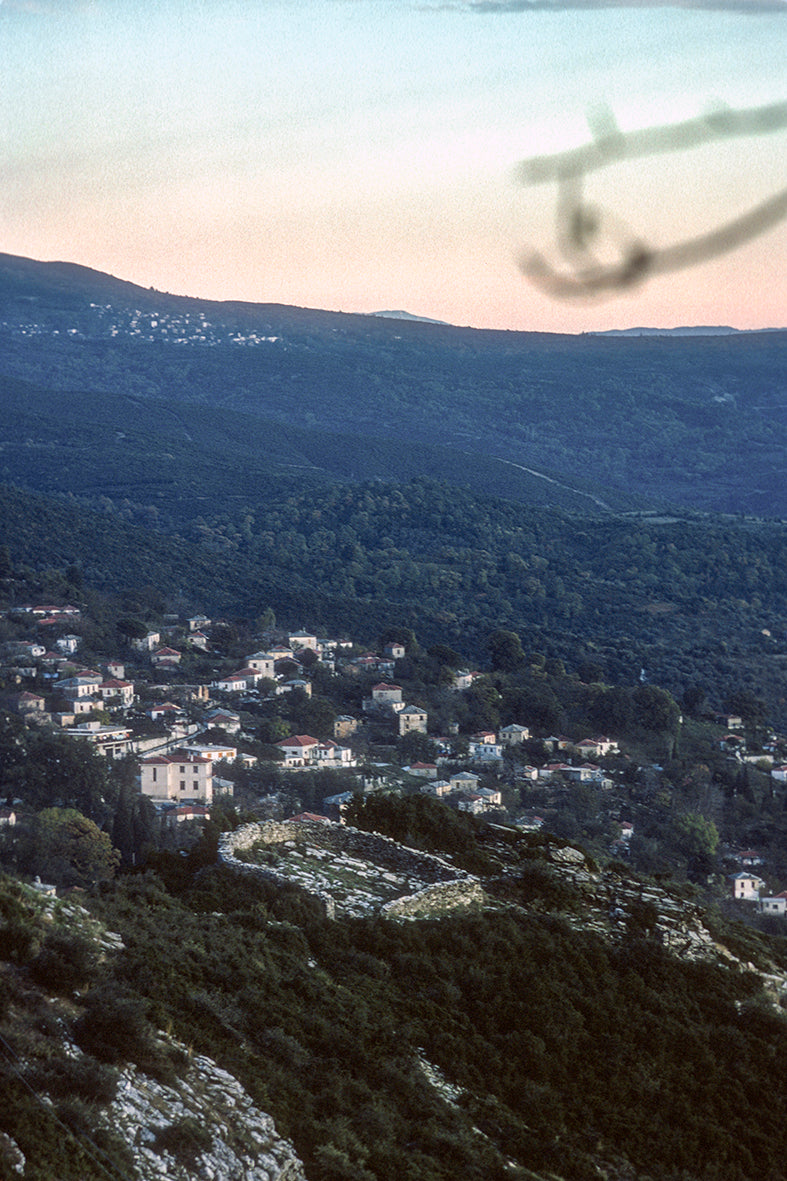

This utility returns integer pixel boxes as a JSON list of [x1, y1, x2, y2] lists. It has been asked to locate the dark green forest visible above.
[[4, 476, 787, 726], [1, 251, 786, 517]]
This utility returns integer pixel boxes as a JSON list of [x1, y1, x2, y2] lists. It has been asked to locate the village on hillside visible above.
[[4, 598, 787, 915]]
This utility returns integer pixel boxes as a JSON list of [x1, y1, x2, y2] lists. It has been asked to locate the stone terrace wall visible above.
[[382, 879, 485, 919], [218, 819, 474, 919], [220, 819, 469, 883]]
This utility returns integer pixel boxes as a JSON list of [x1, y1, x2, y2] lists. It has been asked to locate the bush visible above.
[[30, 931, 99, 993], [71, 984, 154, 1064], [0, 921, 38, 964], [154, 1117, 212, 1167], [32, 1055, 119, 1104]]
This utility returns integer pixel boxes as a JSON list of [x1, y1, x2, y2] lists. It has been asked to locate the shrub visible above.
[[30, 931, 99, 993], [71, 984, 154, 1064], [154, 1117, 212, 1167], [32, 1055, 119, 1104], [0, 921, 38, 964]]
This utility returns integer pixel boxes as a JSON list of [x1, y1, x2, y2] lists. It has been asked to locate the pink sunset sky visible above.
[[2, 0, 785, 332]]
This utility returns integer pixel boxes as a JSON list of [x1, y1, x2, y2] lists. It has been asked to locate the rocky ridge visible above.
[[99, 1049, 306, 1181]]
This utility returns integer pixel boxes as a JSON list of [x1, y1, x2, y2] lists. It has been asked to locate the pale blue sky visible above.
[[1, 0, 785, 330]]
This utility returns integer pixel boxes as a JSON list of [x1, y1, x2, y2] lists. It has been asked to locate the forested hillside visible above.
[[3, 252, 787, 1178], [1, 252, 785, 515], [2, 252, 787, 713], [3, 477, 787, 727]]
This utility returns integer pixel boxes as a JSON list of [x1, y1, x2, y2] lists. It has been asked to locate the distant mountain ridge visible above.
[[371, 309, 451, 325], [0, 250, 785, 517], [590, 325, 782, 337]]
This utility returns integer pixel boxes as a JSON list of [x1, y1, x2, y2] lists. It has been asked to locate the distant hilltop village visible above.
[[2, 302, 283, 347]]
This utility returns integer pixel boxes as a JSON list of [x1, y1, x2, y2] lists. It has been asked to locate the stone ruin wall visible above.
[[218, 819, 476, 919], [381, 879, 486, 918]]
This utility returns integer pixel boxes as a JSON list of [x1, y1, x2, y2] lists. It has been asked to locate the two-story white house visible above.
[[140, 752, 213, 804], [363, 683, 404, 714], [98, 678, 135, 709], [275, 734, 355, 768], [729, 872, 765, 901]]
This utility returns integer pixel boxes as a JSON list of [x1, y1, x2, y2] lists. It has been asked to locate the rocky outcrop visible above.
[[100, 1047, 306, 1181]]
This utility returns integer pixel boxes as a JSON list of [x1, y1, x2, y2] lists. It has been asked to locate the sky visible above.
[[1, 0, 785, 333]]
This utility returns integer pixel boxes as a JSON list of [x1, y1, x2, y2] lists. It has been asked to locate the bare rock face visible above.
[[0, 1132, 25, 1176], [101, 1050, 306, 1181]]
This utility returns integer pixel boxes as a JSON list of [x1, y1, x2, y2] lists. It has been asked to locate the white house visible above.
[[131, 632, 160, 652], [313, 740, 355, 767], [147, 702, 185, 722], [275, 735, 354, 769], [65, 721, 134, 758], [276, 678, 313, 697], [183, 742, 237, 763], [56, 671, 102, 699], [457, 794, 485, 815], [204, 709, 241, 734], [276, 734, 320, 766], [577, 736, 619, 757], [212, 671, 252, 694], [289, 630, 317, 651], [538, 762, 573, 780], [140, 752, 213, 804], [151, 646, 181, 667], [98, 678, 135, 708], [729, 872, 765, 901], [469, 739, 503, 764], [55, 634, 80, 655], [758, 890, 787, 916], [564, 764, 603, 783]]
